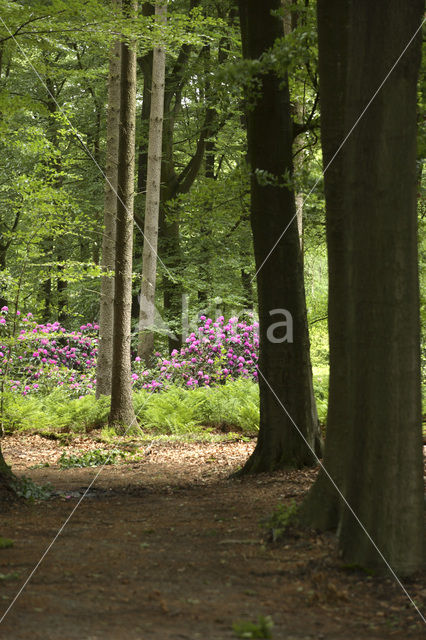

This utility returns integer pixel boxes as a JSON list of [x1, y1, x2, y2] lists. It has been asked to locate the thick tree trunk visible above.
[[109, 0, 138, 431], [138, 2, 167, 364], [282, 0, 305, 255], [302, 0, 424, 575], [0, 450, 17, 503], [96, 30, 121, 399], [238, 0, 322, 473]]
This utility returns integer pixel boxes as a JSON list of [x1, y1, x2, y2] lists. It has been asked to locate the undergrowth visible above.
[[232, 615, 274, 639], [3, 379, 260, 437], [262, 501, 299, 542], [2, 374, 329, 438], [9, 475, 53, 501], [58, 448, 127, 468]]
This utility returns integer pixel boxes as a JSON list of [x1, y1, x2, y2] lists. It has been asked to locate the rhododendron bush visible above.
[[0, 307, 259, 398]]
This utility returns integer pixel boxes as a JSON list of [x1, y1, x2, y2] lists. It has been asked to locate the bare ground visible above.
[[0, 433, 425, 640]]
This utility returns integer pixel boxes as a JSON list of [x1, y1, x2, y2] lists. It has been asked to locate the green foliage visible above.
[[3, 381, 259, 437], [4, 391, 110, 434], [232, 616, 274, 639], [3, 375, 331, 438], [58, 448, 126, 469], [192, 379, 259, 433], [263, 501, 299, 542], [9, 475, 52, 501], [134, 387, 206, 435], [0, 537, 14, 549], [133, 379, 259, 435], [312, 367, 329, 425]]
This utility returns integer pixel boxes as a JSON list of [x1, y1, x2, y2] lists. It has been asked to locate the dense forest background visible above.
[[0, 0, 330, 358], [0, 0, 423, 380]]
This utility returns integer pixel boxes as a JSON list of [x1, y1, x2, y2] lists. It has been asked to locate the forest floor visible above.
[[0, 433, 425, 640]]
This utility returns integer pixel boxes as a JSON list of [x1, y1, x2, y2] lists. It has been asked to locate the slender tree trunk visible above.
[[57, 258, 67, 323], [42, 260, 52, 323], [197, 112, 215, 310], [136, 3, 154, 215], [0, 248, 7, 309], [96, 24, 121, 399], [109, 0, 138, 430], [301, 0, 424, 575], [138, 2, 167, 363], [160, 203, 182, 353], [241, 267, 253, 309], [158, 109, 183, 354], [237, 0, 322, 473]]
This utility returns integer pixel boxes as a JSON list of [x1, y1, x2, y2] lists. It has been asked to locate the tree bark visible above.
[[237, 0, 322, 473], [137, 2, 167, 364], [159, 41, 226, 351], [136, 1, 155, 209], [0, 449, 18, 503], [301, 0, 424, 575], [96, 21, 121, 399], [109, 0, 138, 430]]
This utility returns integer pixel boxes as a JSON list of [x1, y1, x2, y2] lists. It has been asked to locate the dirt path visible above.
[[0, 434, 424, 639]]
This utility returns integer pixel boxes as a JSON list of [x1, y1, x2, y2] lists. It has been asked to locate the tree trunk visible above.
[[137, 2, 167, 364], [302, 0, 424, 576], [96, 22, 121, 399], [0, 248, 7, 309], [42, 263, 52, 323], [241, 267, 253, 309], [57, 260, 67, 324], [282, 0, 305, 255], [109, 0, 138, 431], [157, 39, 223, 352], [237, 0, 322, 473], [0, 449, 17, 503], [160, 204, 182, 353], [197, 108, 215, 311]]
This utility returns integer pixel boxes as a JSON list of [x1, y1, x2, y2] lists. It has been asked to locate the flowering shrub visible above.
[[0, 307, 98, 398], [133, 315, 259, 392], [0, 307, 259, 398]]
